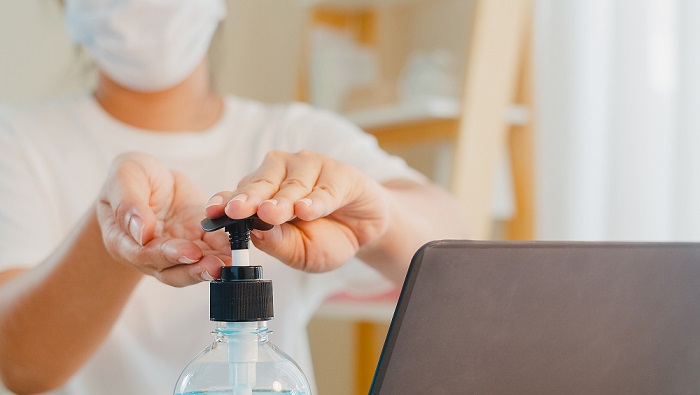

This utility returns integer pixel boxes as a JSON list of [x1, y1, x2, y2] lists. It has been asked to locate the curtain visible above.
[[534, 0, 700, 241]]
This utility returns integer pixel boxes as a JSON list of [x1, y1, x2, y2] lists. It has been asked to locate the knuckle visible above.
[[313, 183, 339, 201], [152, 269, 167, 284], [112, 152, 132, 167], [250, 176, 279, 189], [281, 177, 311, 191], [294, 149, 317, 159], [154, 269, 181, 288], [132, 250, 156, 271], [138, 258, 157, 271], [114, 152, 146, 170], [236, 174, 254, 189], [332, 159, 353, 174], [156, 248, 171, 269], [191, 270, 205, 285], [265, 150, 286, 161]]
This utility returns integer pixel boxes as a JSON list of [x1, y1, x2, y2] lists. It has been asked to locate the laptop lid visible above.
[[369, 240, 700, 394]]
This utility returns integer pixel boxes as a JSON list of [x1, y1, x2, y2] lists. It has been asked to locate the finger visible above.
[[204, 191, 237, 219], [250, 225, 305, 270], [224, 151, 288, 219], [105, 187, 156, 247], [203, 228, 231, 252], [258, 151, 323, 225], [97, 201, 144, 261], [136, 238, 204, 272], [250, 221, 357, 272], [293, 160, 356, 221], [155, 254, 227, 287], [97, 207, 205, 275]]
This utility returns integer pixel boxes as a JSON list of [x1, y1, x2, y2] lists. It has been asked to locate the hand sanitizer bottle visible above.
[[173, 215, 311, 395]]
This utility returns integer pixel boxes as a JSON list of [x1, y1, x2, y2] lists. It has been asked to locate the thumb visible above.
[[118, 200, 156, 247], [250, 225, 302, 269], [100, 154, 167, 246], [250, 221, 357, 273]]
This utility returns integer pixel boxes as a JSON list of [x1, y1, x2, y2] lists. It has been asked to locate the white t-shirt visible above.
[[0, 93, 426, 395]]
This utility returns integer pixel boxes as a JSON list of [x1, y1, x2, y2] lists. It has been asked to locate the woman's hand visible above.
[[204, 150, 392, 273], [97, 153, 230, 286]]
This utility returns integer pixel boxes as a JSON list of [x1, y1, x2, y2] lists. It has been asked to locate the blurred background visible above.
[[2, 0, 700, 394]]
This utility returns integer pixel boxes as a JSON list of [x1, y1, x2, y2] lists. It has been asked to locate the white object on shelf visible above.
[[309, 27, 380, 112], [344, 97, 461, 129], [344, 98, 529, 130]]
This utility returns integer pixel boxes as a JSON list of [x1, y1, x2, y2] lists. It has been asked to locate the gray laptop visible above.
[[369, 240, 700, 394]]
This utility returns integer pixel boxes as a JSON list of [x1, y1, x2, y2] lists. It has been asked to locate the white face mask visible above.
[[66, 0, 226, 92]]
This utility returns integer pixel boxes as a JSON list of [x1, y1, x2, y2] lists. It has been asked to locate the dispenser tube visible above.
[[229, 243, 253, 393], [201, 215, 274, 394], [232, 249, 250, 267], [226, 322, 259, 395]]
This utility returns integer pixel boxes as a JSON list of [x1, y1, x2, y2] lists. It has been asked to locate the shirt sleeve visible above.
[[0, 111, 58, 269]]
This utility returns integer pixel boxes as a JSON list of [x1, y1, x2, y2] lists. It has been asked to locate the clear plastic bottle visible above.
[[174, 215, 311, 395], [173, 320, 311, 395]]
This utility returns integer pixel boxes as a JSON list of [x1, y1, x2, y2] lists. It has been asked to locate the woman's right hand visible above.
[[96, 153, 230, 287]]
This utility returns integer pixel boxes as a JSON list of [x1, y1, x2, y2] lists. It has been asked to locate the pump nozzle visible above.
[[201, 214, 273, 250], [202, 214, 272, 267]]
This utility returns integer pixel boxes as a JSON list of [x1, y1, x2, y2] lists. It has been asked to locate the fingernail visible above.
[[225, 194, 248, 211], [129, 216, 144, 246], [178, 256, 198, 264], [297, 198, 312, 207], [262, 199, 278, 207], [232, 194, 247, 202], [200, 271, 215, 281], [205, 195, 224, 209]]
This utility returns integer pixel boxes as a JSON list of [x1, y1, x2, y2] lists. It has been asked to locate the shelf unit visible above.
[[303, 1, 535, 394], [301, 0, 535, 240]]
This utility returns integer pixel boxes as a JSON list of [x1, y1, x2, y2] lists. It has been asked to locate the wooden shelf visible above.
[[344, 98, 529, 130], [301, 0, 429, 10]]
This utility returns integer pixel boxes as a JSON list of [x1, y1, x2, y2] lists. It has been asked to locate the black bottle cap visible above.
[[221, 266, 263, 281], [210, 266, 274, 322]]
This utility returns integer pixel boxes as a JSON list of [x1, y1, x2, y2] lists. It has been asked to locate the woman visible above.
[[0, 0, 469, 393]]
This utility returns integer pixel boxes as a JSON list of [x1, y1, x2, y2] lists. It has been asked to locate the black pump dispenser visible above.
[[201, 214, 273, 250], [201, 214, 274, 322]]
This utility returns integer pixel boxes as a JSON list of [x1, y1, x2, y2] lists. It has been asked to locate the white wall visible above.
[[0, 0, 305, 105], [0, 1, 95, 104], [210, 0, 306, 102]]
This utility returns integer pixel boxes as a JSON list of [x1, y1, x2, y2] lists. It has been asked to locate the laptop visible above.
[[369, 240, 700, 394]]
